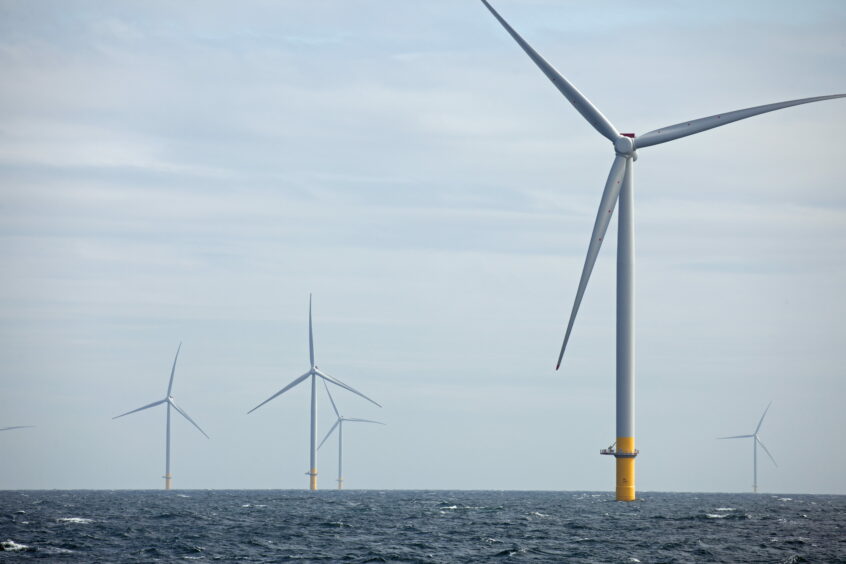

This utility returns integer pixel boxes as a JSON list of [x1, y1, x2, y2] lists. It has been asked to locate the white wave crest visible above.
[[1, 539, 29, 552], [58, 517, 93, 524], [715, 507, 736, 511], [706, 513, 728, 519]]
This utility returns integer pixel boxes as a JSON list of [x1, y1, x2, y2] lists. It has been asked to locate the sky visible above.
[[1, 0, 845, 494]]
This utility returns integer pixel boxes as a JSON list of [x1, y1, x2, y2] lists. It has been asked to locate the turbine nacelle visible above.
[[614, 134, 637, 160]]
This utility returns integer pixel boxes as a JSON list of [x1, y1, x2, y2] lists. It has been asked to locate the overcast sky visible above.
[[1, 0, 845, 494]]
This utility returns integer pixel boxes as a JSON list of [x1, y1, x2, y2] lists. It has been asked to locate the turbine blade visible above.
[[635, 94, 846, 149], [343, 418, 385, 425], [556, 155, 628, 369], [757, 437, 778, 467], [247, 371, 312, 414], [318, 419, 340, 450], [309, 294, 315, 367], [166, 342, 182, 397], [754, 401, 773, 435], [169, 399, 210, 439], [113, 398, 166, 419], [717, 434, 754, 440], [314, 368, 382, 408], [323, 378, 340, 418], [479, 0, 619, 142], [0, 425, 35, 431]]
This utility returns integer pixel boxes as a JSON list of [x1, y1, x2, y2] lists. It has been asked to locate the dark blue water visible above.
[[1, 490, 843, 562]]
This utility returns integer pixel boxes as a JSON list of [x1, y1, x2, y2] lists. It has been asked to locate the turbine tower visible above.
[[113, 343, 209, 490], [248, 294, 381, 491], [318, 380, 384, 490], [719, 401, 777, 493], [479, 0, 844, 501]]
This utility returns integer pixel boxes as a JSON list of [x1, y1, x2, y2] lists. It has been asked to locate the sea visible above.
[[0, 490, 843, 562]]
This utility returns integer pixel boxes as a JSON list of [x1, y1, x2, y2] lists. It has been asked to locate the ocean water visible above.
[[0, 490, 843, 562]]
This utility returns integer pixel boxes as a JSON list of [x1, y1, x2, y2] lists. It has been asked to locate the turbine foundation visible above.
[[601, 437, 638, 501], [337, 478, 343, 490], [164, 474, 172, 491], [309, 469, 318, 491], [616, 437, 636, 501]]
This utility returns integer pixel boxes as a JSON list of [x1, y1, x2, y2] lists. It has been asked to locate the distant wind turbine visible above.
[[248, 294, 381, 491], [318, 380, 384, 490], [113, 343, 209, 490], [718, 401, 777, 493], [0, 426, 34, 432], [479, 0, 844, 501]]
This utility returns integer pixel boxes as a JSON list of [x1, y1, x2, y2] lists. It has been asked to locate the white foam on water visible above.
[[177, 494, 190, 498], [1, 539, 29, 552], [629, 558, 641, 563], [57, 517, 93, 524], [777, 497, 793, 502], [42, 546, 74, 555], [706, 513, 728, 519], [530, 511, 548, 518], [715, 507, 735, 511]]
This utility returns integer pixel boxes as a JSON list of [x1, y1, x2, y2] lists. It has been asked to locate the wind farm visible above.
[[3, 1, 846, 559], [113, 343, 209, 490], [479, 0, 845, 501], [719, 402, 778, 493], [248, 294, 381, 490], [0, 0, 845, 501]]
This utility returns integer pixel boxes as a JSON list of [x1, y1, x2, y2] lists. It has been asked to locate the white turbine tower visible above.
[[479, 0, 844, 501], [113, 343, 209, 490], [318, 380, 384, 490], [719, 402, 777, 493], [248, 294, 381, 491]]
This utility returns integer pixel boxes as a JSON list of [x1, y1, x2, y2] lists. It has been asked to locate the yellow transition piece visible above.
[[615, 437, 635, 501], [309, 469, 318, 491]]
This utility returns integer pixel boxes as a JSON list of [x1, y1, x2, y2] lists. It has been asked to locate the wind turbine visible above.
[[248, 294, 381, 491], [479, 0, 844, 501], [113, 343, 209, 490], [318, 380, 384, 490], [0, 426, 34, 432], [719, 402, 777, 493]]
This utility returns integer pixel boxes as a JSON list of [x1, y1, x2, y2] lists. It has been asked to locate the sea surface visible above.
[[0, 490, 843, 562]]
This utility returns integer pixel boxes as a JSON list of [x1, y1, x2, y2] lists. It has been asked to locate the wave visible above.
[[1, 539, 29, 552], [57, 517, 93, 524]]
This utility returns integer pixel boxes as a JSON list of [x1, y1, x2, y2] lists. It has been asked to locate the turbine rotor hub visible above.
[[614, 135, 635, 156]]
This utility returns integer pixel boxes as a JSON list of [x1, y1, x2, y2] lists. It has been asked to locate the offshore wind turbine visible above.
[[719, 402, 777, 493], [248, 294, 381, 491], [479, 0, 845, 501], [113, 343, 209, 490], [318, 380, 384, 490]]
